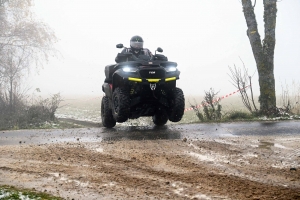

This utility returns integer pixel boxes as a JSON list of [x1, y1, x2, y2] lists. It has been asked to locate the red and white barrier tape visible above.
[[184, 85, 251, 112]]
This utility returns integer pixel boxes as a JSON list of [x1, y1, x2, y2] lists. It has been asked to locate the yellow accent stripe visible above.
[[147, 79, 161, 83], [128, 77, 142, 82], [129, 77, 176, 83], [165, 77, 176, 82]]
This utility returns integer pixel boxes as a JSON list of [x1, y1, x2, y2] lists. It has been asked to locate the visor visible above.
[[130, 41, 143, 49]]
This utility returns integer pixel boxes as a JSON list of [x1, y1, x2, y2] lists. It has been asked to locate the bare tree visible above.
[[0, 0, 56, 111], [0, 0, 57, 129], [1, 47, 31, 111], [241, 0, 277, 115], [0, 1, 56, 63], [228, 58, 258, 113]]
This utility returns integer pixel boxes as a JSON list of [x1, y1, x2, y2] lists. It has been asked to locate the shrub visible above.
[[0, 93, 62, 130], [191, 88, 222, 122], [226, 111, 253, 120]]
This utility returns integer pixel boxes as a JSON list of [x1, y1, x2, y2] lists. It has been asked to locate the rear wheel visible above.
[[168, 87, 185, 122], [112, 87, 130, 122], [152, 108, 168, 126], [101, 96, 116, 128]]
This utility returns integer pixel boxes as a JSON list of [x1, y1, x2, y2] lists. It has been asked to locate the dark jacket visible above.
[[115, 48, 153, 63]]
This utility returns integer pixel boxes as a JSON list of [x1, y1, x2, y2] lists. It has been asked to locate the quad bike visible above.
[[101, 44, 185, 128]]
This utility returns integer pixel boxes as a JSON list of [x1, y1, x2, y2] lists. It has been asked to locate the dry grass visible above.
[[277, 80, 300, 115]]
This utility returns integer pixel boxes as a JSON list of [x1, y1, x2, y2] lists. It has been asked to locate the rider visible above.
[[115, 35, 153, 63]]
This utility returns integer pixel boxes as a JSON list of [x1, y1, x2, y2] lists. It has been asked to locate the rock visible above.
[[182, 138, 187, 142]]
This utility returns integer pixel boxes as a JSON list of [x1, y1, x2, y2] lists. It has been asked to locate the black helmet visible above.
[[130, 35, 144, 51]]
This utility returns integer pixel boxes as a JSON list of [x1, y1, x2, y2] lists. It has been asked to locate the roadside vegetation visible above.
[[189, 59, 300, 123], [0, 185, 62, 200], [189, 94, 300, 123], [0, 92, 64, 130], [0, 1, 59, 130]]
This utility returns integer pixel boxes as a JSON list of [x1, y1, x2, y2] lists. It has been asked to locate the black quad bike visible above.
[[101, 44, 185, 128]]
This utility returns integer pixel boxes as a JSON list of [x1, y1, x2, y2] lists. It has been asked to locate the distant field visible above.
[[56, 95, 102, 123]]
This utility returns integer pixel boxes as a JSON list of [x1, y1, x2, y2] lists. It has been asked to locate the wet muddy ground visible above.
[[0, 121, 300, 199]]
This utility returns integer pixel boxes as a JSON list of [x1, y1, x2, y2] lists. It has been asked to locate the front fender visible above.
[[112, 69, 137, 91], [102, 83, 112, 98]]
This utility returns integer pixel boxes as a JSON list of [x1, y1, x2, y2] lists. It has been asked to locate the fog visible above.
[[30, 0, 300, 98]]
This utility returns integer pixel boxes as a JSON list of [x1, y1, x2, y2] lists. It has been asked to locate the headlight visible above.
[[165, 66, 177, 72], [123, 67, 137, 72]]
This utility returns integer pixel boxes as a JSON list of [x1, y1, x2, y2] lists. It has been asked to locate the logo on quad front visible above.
[[150, 83, 156, 90], [149, 71, 155, 74]]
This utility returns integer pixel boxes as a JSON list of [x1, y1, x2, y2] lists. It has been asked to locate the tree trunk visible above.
[[242, 0, 277, 115], [9, 77, 13, 112]]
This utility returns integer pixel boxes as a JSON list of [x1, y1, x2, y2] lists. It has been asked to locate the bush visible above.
[[203, 103, 222, 121], [0, 93, 62, 130], [225, 111, 253, 120], [191, 88, 222, 122]]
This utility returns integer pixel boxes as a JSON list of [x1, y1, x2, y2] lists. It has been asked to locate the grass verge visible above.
[[0, 185, 63, 200]]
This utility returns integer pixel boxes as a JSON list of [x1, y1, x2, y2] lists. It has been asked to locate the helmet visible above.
[[130, 35, 144, 51]]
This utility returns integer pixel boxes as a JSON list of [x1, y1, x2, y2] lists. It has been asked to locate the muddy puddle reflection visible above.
[[0, 125, 182, 146], [1, 120, 300, 146], [101, 125, 181, 141]]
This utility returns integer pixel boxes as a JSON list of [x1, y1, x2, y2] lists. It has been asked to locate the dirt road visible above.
[[0, 122, 300, 199]]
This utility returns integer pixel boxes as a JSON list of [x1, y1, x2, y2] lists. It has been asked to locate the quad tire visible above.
[[152, 108, 168, 126], [101, 96, 116, 128], [112, 87, 130, 122], [168, 87, 185, 122]]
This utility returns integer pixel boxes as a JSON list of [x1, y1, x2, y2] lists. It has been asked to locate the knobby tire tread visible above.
[[168, 88, 185, 122], [113, 87, 130, 122], [101, 96, 116, 128]]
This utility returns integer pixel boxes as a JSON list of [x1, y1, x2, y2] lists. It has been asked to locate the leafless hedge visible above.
[[0, 93, 62, 130]]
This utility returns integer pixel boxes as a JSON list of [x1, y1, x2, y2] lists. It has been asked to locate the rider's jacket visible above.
[[115, 48, 153, 63]]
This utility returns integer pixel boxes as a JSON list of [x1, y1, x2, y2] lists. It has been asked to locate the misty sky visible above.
[[30, 0, 300, 98]]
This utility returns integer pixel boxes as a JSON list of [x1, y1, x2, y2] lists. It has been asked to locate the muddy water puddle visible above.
[[1, 121, 300, 146]]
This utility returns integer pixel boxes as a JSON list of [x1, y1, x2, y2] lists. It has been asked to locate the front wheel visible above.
[[112, 87, 130, 122], [101, 96, 116, 128], [168, 88, 185, 122]]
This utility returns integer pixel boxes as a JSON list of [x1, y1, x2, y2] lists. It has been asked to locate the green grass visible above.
[[224, 110, 255, 120], [0, 185, 63, 200], [0, 120, 84, 131]]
